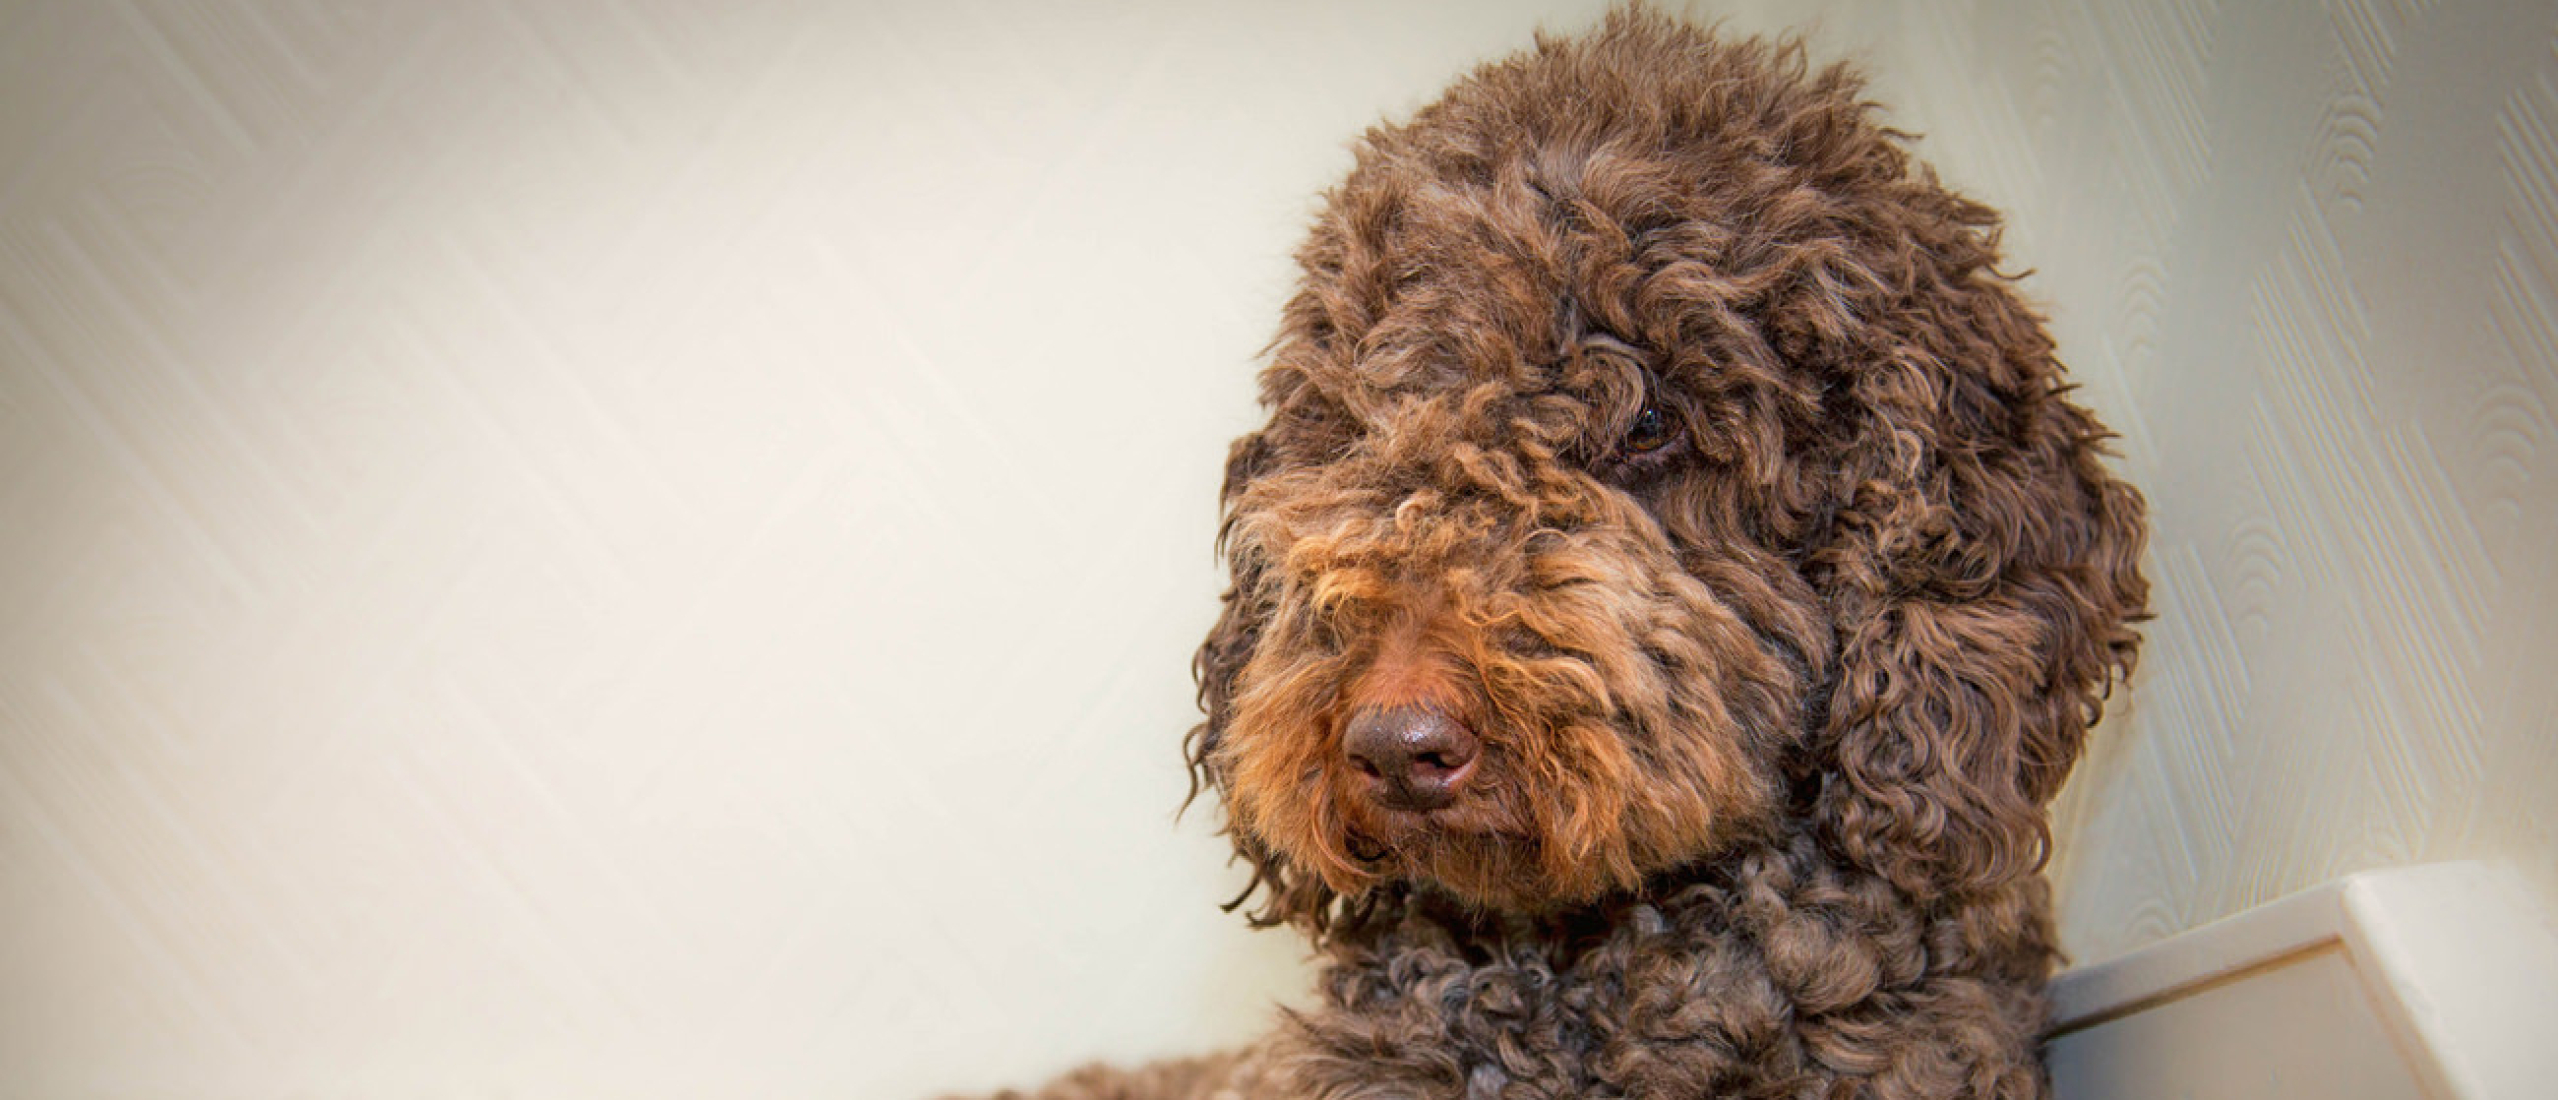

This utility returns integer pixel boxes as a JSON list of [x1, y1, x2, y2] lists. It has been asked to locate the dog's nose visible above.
[[1342, 705, 1480, 812]]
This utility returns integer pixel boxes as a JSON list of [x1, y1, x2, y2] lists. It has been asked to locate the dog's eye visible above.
[[1624, 404, 1676, 453]]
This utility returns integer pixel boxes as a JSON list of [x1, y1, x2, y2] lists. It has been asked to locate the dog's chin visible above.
[[1331, 816, 1618, 915]]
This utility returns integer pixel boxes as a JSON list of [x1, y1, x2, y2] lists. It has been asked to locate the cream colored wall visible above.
[[0, 3, 1610, 1095], [4, 3, 2552, 1098]]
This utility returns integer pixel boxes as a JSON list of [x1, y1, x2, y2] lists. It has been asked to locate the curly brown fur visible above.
[[965, 9, 2145, 1100]]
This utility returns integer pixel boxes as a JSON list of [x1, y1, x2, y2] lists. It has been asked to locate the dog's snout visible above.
[[1342, 705, 1480, 812]]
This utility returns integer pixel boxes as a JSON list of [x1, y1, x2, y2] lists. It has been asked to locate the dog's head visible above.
[[1189, 12, 2145, 931]]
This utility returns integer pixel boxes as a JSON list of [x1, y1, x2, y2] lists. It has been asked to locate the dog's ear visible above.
[[1186, 425, 1348, 933], [1801, 200, 2148, 902]]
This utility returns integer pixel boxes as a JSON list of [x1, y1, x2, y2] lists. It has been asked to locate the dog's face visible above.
[[1202, 325, 1814, 911], [1192, 16, 2145, 925]]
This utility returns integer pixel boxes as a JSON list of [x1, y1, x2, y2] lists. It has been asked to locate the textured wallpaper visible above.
[[3, 2, 2552, 1097], [0, 3, 1526, 1093]]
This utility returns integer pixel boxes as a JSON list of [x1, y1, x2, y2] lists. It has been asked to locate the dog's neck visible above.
[[1313, 829, 2060, 986], [1268, 830, 2064, 1098]]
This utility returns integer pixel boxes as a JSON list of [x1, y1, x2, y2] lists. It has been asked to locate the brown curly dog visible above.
[[968, 10, 2146, 1099]]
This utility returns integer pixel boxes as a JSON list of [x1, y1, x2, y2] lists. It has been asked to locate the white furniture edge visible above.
[[2048, 861, 2558, 1100]]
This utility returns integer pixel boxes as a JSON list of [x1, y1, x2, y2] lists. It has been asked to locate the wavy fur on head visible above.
[[969, 9, 2144, 1100]]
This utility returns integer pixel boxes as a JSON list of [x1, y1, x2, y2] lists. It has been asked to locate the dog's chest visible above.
[[1286, 904, 1808, 1099], [1271, 877, 2050, 1100]]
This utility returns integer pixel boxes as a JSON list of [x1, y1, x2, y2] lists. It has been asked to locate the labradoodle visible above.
[[969, 10, 2146, 1099]]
